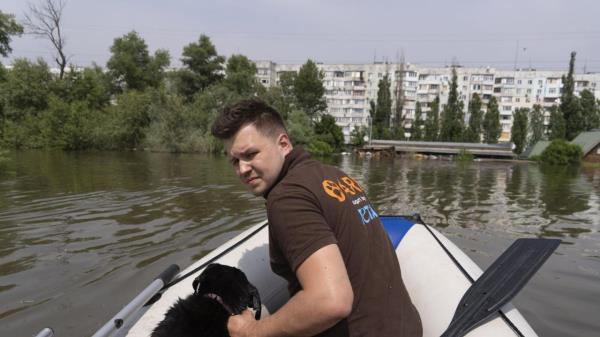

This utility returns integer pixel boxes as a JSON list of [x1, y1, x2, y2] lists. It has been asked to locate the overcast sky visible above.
[[2, 0, 599, 72]]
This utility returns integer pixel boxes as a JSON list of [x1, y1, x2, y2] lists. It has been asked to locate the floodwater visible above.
[[0, 151, 599, 337]]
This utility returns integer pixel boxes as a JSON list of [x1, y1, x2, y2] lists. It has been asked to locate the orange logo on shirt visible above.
[[322, 176, 363, 203]]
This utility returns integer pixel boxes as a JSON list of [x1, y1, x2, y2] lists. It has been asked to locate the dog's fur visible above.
[[151, 263, 261, 337]]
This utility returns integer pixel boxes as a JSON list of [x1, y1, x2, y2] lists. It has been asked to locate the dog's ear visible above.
[[192, 264, 217, 294], [192, 276, 202, 294]]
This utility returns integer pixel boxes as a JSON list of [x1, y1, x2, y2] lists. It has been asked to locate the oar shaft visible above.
[[91, 264, 179, 337]]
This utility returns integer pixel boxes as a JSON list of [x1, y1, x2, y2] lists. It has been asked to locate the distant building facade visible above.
[[254, 60, 600, 142]]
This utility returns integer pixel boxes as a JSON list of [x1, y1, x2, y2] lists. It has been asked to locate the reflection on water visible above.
[[0, 151, 599, 337]]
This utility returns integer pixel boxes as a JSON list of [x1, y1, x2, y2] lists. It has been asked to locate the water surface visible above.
[[0, 151, 598, 336]]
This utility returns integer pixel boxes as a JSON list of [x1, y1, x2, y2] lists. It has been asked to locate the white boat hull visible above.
[[119, 216, 537, 337]]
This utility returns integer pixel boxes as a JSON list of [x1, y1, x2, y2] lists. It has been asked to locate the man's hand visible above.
[[228, 309, 259, 337]]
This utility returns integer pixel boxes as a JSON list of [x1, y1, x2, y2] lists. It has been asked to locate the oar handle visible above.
[[90, 264, 180, 337], [157, 264, 181, 286]]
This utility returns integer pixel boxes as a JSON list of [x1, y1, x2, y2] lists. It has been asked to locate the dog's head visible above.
[[192, 263, 261, 319]]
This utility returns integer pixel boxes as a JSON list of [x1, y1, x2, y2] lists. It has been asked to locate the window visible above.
[[538, 80, 543, 85], [463, 76, 468, 81], [503, 106, 512, 111], [517, 80, 522, 84], [516, 88, 522, 94], [528, 80, 533, 85], [527, 89, 532, 94], [549, 88, 556, 94], [515, 98, 520, 103], [506, 78, 514, 84], [472, 84, 481, 90]]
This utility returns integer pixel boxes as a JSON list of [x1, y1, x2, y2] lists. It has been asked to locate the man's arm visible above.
[[228, 243, 354, 337]]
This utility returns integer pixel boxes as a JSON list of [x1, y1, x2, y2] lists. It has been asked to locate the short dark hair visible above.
[[211, 98, 287, 140]]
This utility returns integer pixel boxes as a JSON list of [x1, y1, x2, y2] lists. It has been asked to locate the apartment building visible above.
[[255, 60, 600, 142]]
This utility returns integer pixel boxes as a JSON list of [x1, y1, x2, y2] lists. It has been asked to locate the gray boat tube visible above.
[[88, 264, 180, 337]]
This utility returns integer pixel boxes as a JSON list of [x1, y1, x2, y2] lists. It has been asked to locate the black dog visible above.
[[152, 263, 261, 337]]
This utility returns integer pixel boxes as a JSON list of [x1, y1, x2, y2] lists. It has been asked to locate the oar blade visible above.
[[441, 238, 560, 337]]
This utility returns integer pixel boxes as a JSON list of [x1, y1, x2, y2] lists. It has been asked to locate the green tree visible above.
[[410, 101, 424, 141], [258, 71, 298, 121], [286, 109, 315, 147], [278, 71, 298, 102], [107, 31, 170, 92], [579, 89, 599, 131], [439, 67, 464, 142], [529, 104, 545, 147], [314, 114, 344, 151], [294, 59, 326, 119], [175, 35, 225, 100], [223, 54, 258, 96], [424, 95, 440, 141], [108, 89, 158, 149], [53, 65, 111, 109], [511, 108, 528, 154], [41, 97, 98, 150], [548, 105, 566, 140], [2, 58, 53, 117], [349, 125, 366, 147], [560, 52, 584, 140], [0, 10, 23, 57], [373, 74, 392, 139], [464, 93, 483, 142], [482, 96, 501, 144]]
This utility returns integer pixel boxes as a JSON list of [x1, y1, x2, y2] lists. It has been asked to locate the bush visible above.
[[307, 139, 334, 156], [540, 139, 583, 165]]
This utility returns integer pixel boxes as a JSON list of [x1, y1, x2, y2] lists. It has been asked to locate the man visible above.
[[211, 98, 421, 337]]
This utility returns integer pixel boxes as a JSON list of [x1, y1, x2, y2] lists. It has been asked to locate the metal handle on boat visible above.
[[89, 264, 180, 337]]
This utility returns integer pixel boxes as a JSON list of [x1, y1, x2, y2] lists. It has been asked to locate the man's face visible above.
[[224, 123, 292, 196]]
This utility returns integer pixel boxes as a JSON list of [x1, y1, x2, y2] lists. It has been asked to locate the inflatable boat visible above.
[[37, 215, 558, 337]]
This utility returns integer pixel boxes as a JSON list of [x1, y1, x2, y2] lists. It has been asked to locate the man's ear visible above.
[[277, 133, 292, 154]]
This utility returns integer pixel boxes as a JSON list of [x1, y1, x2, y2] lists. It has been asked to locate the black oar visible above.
[[441, 238, 560, 337]]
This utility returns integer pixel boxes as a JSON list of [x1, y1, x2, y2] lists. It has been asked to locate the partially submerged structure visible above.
[[570, 130, 600, 163]]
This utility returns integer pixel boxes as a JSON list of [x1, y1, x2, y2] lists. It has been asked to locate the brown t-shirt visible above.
[[265, 148, 422, 337]]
